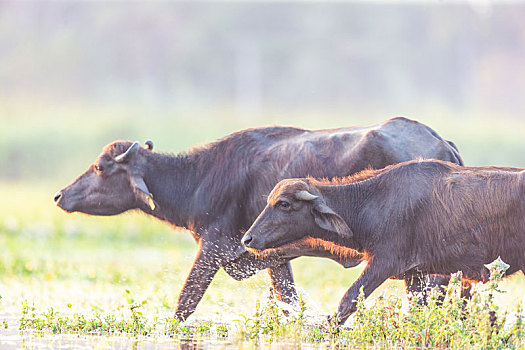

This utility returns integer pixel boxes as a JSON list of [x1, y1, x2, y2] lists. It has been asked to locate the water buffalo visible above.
[[242, 160, 525, 325], [54, 117, 462, 321]]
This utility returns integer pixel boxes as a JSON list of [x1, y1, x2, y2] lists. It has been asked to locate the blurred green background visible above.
[[1, 1, 525, 320]]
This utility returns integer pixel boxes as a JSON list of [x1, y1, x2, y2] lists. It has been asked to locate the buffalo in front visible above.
[[243, 160, 525, 324]]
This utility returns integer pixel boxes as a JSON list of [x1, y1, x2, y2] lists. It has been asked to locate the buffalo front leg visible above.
[[336, 258, 393, 325], [268, 261, 298, 305], [174, 241, 222, 321]]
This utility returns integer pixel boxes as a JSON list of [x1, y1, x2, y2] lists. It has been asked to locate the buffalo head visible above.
[[54, 140, 156, 216], [241, 179, 352, 251]]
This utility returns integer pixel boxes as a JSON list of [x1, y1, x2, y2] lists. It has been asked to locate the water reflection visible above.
[[179, 338, 204, 350], [1, 331, 238, 350]]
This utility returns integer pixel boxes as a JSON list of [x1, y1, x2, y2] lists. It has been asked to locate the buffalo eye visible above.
[[275, 200, 291, 210], [94, 164, 104, 173]]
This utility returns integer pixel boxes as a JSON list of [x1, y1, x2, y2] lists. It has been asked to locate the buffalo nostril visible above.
[[242, 235, 253, 247], [53, 192, 62, 204]]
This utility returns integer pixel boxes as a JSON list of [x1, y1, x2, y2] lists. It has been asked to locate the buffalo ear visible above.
[[312, 200, 353, 238], [130, 175, 157, 211], [115, 142, 140, 163]]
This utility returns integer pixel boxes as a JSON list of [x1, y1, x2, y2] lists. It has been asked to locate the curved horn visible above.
[[115, 142, 140, 163], [145, 140, 154, 150], [295, 190, 318, 201]]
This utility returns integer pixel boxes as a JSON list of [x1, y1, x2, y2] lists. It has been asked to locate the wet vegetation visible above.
[[7, 261, 525, 348]]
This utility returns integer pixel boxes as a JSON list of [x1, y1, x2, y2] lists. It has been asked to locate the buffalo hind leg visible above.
[[405, 274, 472, 314], [460, 279, 472, 299], [174, 241, 221, 321], [336, 258, 394, 325], [404, 274, 450, 305], [268, 261, 299, 305]]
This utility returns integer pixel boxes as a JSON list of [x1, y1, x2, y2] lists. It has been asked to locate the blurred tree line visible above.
[[1, 2, 525, 117]]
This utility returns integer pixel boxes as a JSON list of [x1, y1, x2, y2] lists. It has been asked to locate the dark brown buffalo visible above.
[[54, 117, 462, 321], [242, 160, 525, 325]]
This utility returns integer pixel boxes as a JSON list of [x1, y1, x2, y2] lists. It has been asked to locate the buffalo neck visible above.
[[315, 181, 369, 251], [141, 151, 204, 231]]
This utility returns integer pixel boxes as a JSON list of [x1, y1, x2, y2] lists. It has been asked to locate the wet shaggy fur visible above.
[[245, 159, 525, 324], [56, 117, 462, 321]]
